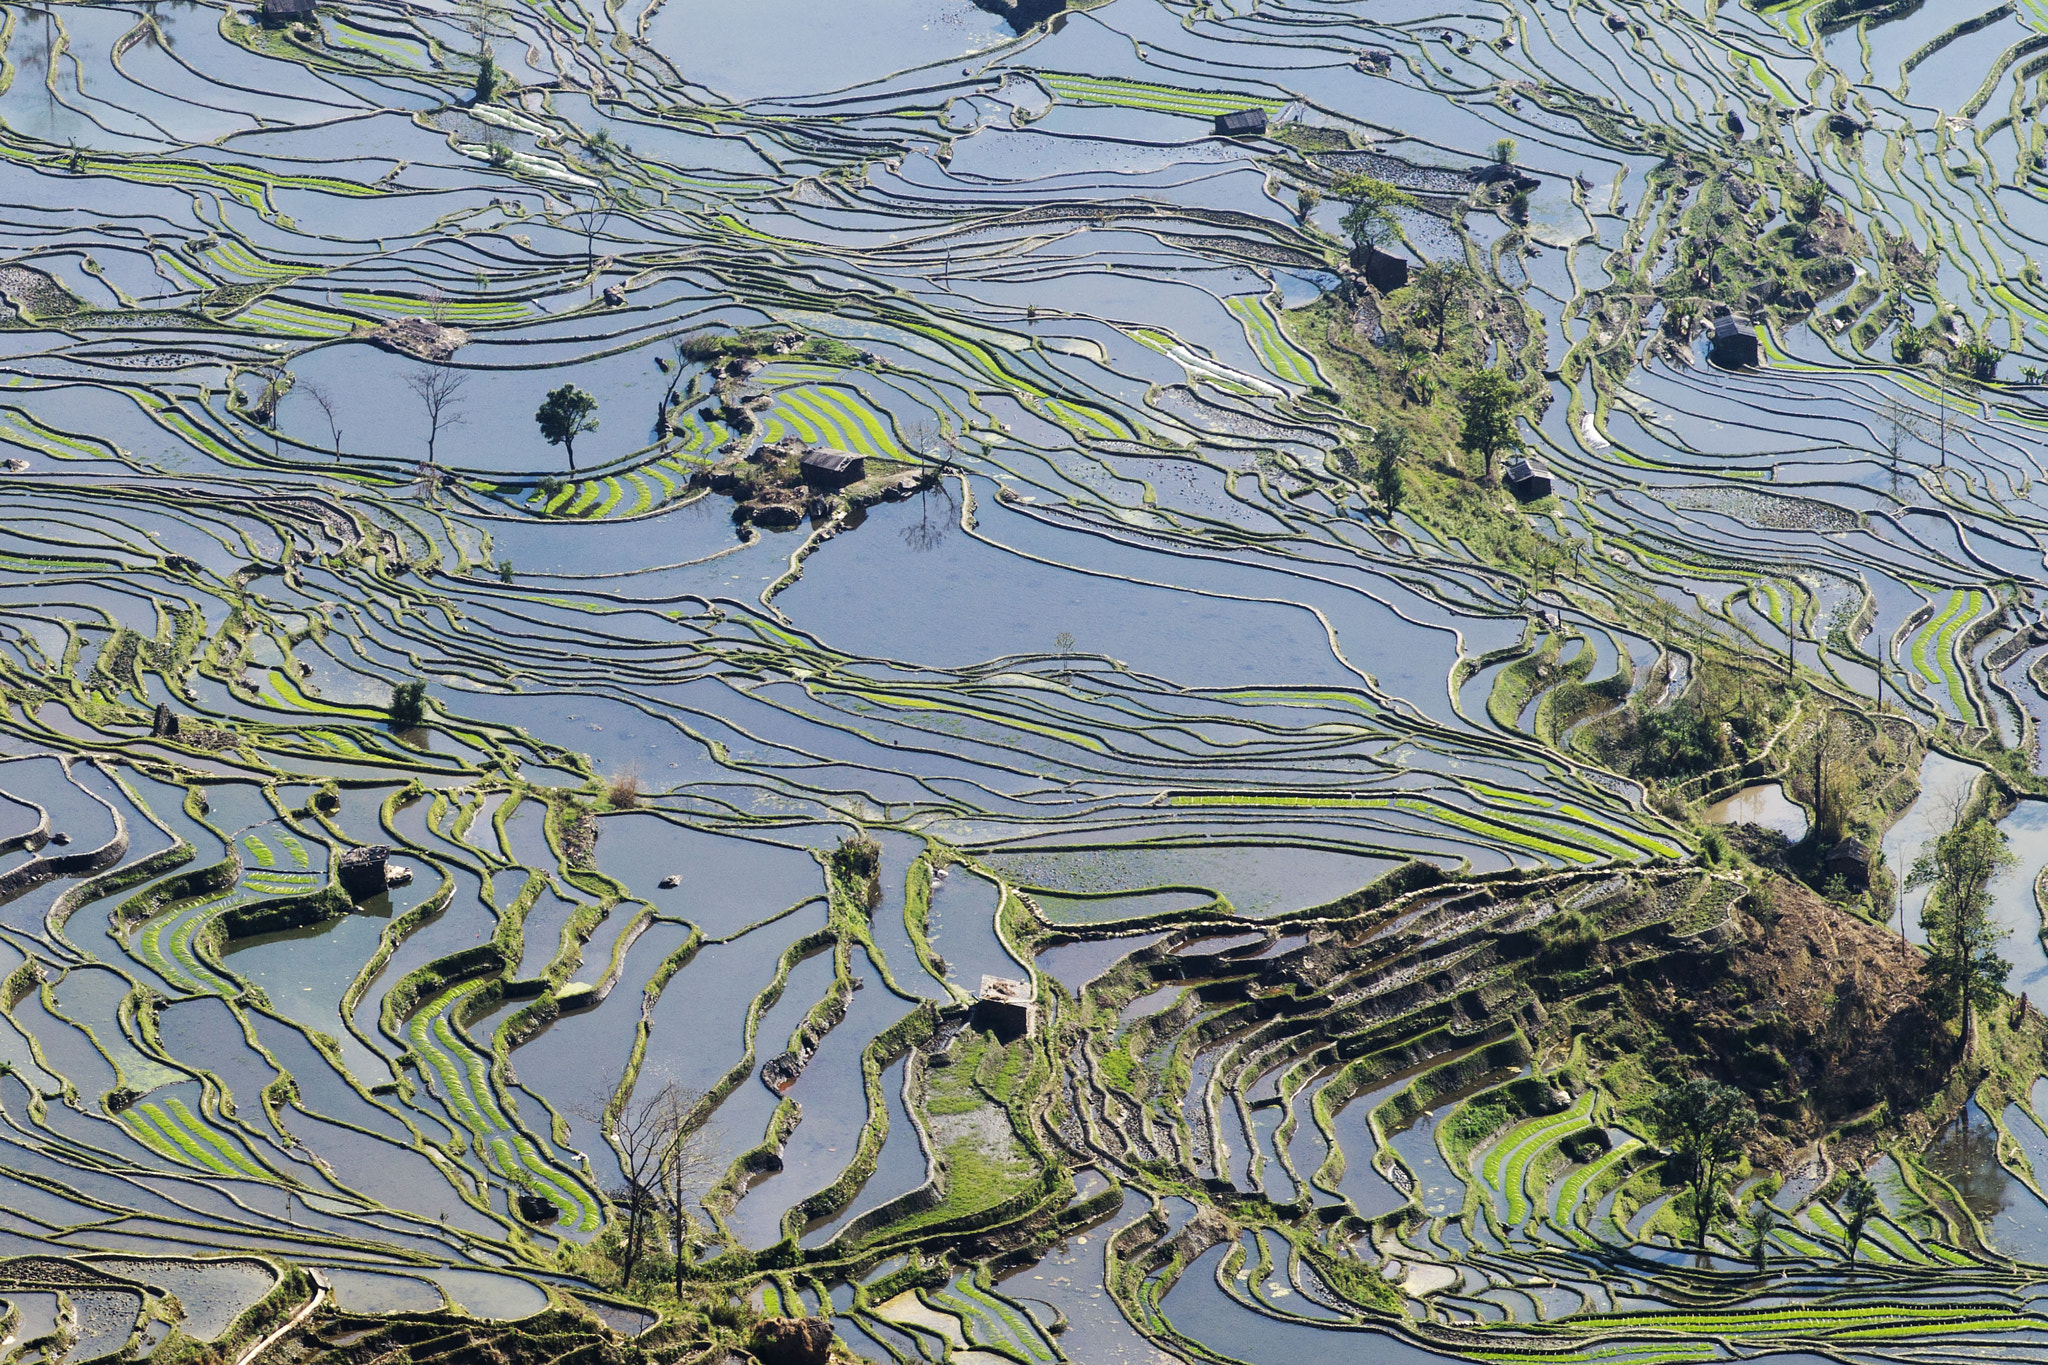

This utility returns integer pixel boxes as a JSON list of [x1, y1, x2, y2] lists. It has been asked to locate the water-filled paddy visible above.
[[6, 0, 2048, 1356]]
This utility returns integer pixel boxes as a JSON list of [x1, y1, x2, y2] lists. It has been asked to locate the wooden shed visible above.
[[1825, 837, 1871, 890], [799, 448, 865, 488], [261, 0, 317, 25], [1710, 315, 1760, 369], [1504, 456, 1552, 500], [1352, 243, 1410, 293], [1214, 108, 1268, 137]]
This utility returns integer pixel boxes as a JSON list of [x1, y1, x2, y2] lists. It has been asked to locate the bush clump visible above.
[[830, 833, 882, 908], [1535, 908, 1598, 967], [388, 679, 427, 729]]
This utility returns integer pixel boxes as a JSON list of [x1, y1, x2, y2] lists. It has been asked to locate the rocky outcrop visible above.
[[355, 317, 469, 361], [749, 1317, 833, 1365]]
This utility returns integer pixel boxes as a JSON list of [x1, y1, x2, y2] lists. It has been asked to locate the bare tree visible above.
[[1877, 394, 1925, 485], [580, 1083, 664, 1289], [901, 473, 955, 553], [456, 0, 508, 49], [299, 379, 342, 460], [258, 369, 290, 457], [901, 416, 937, 462], [653, 1084, 720, 1302], [403, 367, 469, 465], [575, 189, 618, 298], [577, 1079, 718, 1293], [1927, 358, 1970, 471]]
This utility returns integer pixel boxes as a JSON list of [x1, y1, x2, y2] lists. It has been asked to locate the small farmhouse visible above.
[[799, 448, 865, 488], [1709, 314, 1760, 369], [1824, 837, 1871, 891], [1504, 456, 1552, 500]]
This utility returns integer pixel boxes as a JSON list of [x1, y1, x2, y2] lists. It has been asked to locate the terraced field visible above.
[[8, 0, 2048, 1360]]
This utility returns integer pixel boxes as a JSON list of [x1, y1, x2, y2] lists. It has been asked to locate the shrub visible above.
[[830, 833, 879, 878], [1536, 908, 1598, 966], [676, 327, 783, 363], [1631, 699, 1729, 780], [831, 834, 882, 908], [388, 680, 427, 729], [1958, 338, 2001, 381], [605, 767, 641, 809], [803, 336, 862, 366]]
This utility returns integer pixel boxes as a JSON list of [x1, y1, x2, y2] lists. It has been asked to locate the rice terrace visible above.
[[14, 0, 2048, 1361]]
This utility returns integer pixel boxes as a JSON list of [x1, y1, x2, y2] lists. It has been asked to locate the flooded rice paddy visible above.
[[10, 0, 2048, 1359]]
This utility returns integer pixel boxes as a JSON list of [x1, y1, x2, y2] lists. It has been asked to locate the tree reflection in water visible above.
[[1924, 1104, 2010, 1225]]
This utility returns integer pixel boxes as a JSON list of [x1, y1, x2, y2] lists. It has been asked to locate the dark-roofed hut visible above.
[[1825, 837, 1871, 891], [1214, 108, 1268, 137], [261, 0, 317, 25], [798, 448, 865, 488], [1352, 243, 1409, 293], [1504, 456, 1552, 500], [337, 845, 389, 900], [1710, 315, 1760, 369]]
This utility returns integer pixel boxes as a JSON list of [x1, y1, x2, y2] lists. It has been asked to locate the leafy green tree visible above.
[[1631, 699, 1729, 779], [389, 679, 428, 730], [1839, 1170, 1880, 1261], [1333, 175, 1416, 252], [1407, 260, 1475, 351], [536, 384, 600, 469], [1457, 369, 1522, 481], [1370, 426, 1408, 513], [1647, 1076, 1758, 1249], [1907, 817, 2016, 1053], [457, 0, 507, 99]]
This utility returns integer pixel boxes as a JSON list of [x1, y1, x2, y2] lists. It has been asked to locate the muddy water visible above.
[[1701, 782, 1808, 842]]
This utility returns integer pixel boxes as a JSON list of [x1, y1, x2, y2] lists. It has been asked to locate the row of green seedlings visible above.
[[1034, 72, 1284, 119], [400, 975, 599, 1230], [1167, 791, 1645, 865], [1904, 585, 1990, 723]]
